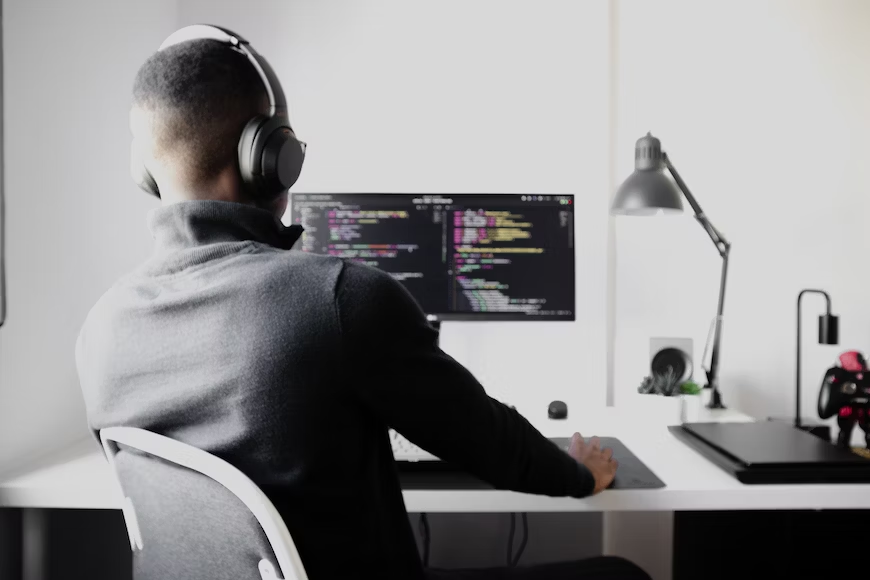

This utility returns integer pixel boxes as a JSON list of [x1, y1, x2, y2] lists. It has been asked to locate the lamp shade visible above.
[[611, 133, 684, 216], [818, 313, 839, 345]]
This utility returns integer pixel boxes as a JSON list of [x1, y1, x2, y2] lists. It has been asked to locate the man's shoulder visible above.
[[334, 259, 426, 328], [78, 277, 138, 344], [337, 259, 400, 292], [271, 248, 347, 279], [80, 251, 374, 338], [76, 282, 129, 376], [266, 250, 369, 302]]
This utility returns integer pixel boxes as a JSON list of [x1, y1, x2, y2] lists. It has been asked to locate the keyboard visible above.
[[390, 430, 439, 462]]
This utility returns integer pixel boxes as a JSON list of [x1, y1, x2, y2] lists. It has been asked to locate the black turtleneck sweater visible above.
[[76, 200, 594, 579]]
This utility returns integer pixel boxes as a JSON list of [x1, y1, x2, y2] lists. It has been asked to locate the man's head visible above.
[[131, 38, 287, 214]]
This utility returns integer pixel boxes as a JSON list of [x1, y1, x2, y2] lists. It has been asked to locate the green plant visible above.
[[680, 381, 702, 395]]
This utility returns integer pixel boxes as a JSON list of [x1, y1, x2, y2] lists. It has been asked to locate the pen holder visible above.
[[627, 393, 701, 426], [629, 393, 682, 426], [634, 375, 703, 425], [680, 394, 702, 424]]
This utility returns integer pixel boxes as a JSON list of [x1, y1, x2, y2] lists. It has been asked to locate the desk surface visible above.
[[2, 402, 869, 513]]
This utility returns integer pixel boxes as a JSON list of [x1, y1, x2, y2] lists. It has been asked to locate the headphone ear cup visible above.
[[130, 139, 160, 198], [239, 115, 305, 199], [238, 115, 266, 193], [262, 127, 305, 193]]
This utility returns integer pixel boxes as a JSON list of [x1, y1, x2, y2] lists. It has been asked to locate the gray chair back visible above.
[[100, 427, 308, 580]]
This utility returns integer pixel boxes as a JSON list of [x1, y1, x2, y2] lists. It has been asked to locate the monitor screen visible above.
[[289, 193, 575, 321]]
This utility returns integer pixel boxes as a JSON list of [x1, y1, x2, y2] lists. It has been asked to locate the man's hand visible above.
[[568, 432, 618, 494]]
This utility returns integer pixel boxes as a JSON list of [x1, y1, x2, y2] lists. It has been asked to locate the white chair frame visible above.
[[100, 427, 308, 580]]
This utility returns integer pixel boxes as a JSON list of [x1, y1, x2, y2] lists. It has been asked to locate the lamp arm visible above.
[[663, 152, 730, 408], [663, 153, 730, 258]]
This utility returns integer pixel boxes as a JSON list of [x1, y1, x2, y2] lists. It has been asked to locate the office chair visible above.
[[100, 427, 309, 580]]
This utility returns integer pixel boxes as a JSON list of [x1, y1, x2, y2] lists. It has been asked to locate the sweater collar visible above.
[[147, 200, 303, 252]]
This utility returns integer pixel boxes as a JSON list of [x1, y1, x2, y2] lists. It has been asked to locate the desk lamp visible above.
[[796, 289, 839, 428], [612, 133, 730, 409]]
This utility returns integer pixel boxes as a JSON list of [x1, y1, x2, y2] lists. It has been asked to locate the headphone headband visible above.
[[158, 24, 287, 116]]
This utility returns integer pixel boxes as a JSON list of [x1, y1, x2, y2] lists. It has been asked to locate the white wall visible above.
[[177, 0, 613, 413], [0, 0, 179, 472], [613, 0, 870, 439]]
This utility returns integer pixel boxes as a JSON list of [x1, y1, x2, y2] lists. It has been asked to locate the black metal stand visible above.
[[664, 154, 730, 409], [795, 289, 837, 428]]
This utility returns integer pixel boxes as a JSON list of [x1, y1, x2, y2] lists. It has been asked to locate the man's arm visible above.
[[336, 262, 595, 498]]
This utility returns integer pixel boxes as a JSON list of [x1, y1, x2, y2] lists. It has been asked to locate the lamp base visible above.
[[705, 387, 726, 410]]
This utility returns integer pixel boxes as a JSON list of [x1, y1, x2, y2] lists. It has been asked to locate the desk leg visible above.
[[22, 508, 47, 580], [602, 511, 672, 580], [0, 508, 23, 579], [23, 508, 131, 580]]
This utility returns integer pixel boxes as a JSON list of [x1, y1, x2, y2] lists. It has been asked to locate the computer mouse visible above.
[[548, 400, 568, 419]]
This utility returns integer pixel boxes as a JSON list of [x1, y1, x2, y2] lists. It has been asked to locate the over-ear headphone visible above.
[[131, 24, 306, 199]]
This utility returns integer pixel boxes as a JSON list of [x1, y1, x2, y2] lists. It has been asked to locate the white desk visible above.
[[2, 403, 869, 512], [2, 402, 869, 580]]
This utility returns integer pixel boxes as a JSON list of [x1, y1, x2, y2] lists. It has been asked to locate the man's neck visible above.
[[156, 166, 248, 206]]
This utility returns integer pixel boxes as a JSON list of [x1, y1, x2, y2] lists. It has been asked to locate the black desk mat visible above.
[[398, 437, 665, 490]]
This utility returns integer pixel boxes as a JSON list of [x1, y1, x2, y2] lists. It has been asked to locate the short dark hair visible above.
[[132, 39, 268, 185]]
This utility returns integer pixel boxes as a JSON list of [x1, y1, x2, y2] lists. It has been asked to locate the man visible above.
[[76, 35, 649, 580]]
